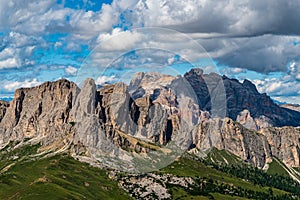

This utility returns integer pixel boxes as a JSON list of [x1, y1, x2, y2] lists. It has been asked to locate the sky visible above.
[[0, 0, 300, 103]]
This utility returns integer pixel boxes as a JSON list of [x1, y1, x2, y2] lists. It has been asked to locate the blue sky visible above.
[[0, 0, 300, 103], [57, 0, 111, 11]]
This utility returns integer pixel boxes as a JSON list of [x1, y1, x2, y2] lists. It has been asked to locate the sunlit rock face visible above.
[[0, 79, 77, 147], [259, 126, 300, 168]]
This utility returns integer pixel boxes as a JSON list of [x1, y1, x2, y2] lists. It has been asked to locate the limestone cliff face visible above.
[[192, 117, 300, 169], [70, 78, 126, 158], [0, 79, 78, 147], [192, 118, 272, 168], [70, 77, 195, 171], [259, 126, 300, 167]]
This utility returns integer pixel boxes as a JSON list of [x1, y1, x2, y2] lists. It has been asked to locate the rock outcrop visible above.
[[235, 109, 273, 130], [236, 109, 258, 130]]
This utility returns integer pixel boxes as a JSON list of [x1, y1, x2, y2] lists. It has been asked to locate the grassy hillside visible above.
[[0, 143, 131, 200], [1, 143, 299, 200], [160, 156, 289, 199], [158, 149, 300, 200]]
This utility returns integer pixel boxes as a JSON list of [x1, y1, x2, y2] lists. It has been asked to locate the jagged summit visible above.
[[184, 68, 203, 76], [184, 68, 300, 128], [242, 79, 259, 93]]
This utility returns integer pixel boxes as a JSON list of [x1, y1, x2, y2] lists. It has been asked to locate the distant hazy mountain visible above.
[[0, 96, 13, 102], [281, 103, 300, 113]]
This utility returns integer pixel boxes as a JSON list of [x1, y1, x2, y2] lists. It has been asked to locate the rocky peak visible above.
[[242, 79, 259, 94], [184, 68, 203, 76], [184, 68, 300, 128], [0, 79, 78, 145], [236, 109, 258, 130], [72, 78, 96, 116], [129, 71, 176, 94], [183, 69, 210, 110]]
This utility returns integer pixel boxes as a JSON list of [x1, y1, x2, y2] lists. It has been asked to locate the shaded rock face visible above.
[[0, 100, 9, 123], [0, 79, 78, 147], [183, 69, 226, 118], [184, 69, 300, 128]]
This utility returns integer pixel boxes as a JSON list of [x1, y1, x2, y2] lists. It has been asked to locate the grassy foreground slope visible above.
[[1, 143, 300, 200], [0, 143, 131, 200]]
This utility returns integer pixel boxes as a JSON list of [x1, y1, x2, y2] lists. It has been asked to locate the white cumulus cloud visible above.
[[3, 78, 42, 92], [95, 75, 117, 85], [65, 66, 78, 76]]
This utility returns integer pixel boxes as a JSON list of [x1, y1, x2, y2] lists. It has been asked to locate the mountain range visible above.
[[0, 68, 300, 199]]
